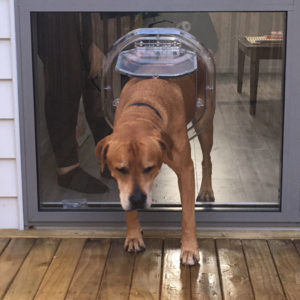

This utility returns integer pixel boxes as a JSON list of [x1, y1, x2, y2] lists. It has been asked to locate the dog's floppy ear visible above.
[[95, 135, 112, 173], [156, 131, 173, 161]]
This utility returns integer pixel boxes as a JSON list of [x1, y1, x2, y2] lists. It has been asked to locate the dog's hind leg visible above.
[[195, 122, 215, 202], [124, 210, 145, 253]]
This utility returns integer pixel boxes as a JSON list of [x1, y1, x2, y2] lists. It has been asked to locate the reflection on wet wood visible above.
[[1, 237, 299, 299], [191, 239, 222, 299], [161, 239, 191, 300], [217, 239, 254, 300], [129, 239, 162, 300]]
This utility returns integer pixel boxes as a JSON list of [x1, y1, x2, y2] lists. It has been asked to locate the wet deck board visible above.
[[0, 237, 299, 299], [129, 239, 162, 300], [217, 239, 254, 300]]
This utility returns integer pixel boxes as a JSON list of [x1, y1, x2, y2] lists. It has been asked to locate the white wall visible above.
[[0, 0, 24, 229]]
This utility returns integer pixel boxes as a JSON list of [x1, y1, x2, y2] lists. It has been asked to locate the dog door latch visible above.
[[62, 199, 88, 209]]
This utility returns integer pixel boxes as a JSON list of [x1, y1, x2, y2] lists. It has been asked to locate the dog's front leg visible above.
[[124, 210, 145, 253], [176, 158, 199, 266]]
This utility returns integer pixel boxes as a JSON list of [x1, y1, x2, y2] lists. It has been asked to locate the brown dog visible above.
[[96, 63, 215, 265]]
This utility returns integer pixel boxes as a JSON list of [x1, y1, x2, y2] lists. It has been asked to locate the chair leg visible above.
[[237, 48, 245, 93], [250, 53, 259, 115]]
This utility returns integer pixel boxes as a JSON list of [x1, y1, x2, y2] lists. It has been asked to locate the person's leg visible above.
[[38, 13, 82, 168], [80, 13, 113, 178], [79, 13, 112, 144], [37, 13, 108, 193], [82, 80, 112, 144]]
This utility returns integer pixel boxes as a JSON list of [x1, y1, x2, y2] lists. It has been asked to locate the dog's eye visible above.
[[116, 167, 129, 175], [143, 166, 154, 174]]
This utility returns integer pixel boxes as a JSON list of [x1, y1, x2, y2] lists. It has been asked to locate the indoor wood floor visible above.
[[38, 73, 283, 206], [0, 237, 299, 300]]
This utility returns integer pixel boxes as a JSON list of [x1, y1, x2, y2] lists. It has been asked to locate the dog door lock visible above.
[[62, 199, 88, 209]]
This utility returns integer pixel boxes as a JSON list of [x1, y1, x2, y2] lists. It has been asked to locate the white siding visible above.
[[0, 120, 16, 157], [0, 80, 14, 118], [0, 41, 12, 78], [0, 0, 23, 229], [0, 0, 10, 38], [0, 160, 17, 196], [0, 198, 19, 228]]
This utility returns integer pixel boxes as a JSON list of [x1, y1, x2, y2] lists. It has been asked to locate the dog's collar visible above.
[[129, 102, 162, 120]]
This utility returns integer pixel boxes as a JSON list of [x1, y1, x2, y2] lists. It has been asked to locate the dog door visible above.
[[115, 29, 198, 78], [101, 28, 215, 139]]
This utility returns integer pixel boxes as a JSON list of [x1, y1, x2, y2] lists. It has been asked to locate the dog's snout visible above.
[[129, 186, 146, 209]]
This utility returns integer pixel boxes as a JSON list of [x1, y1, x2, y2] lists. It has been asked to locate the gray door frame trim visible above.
[[15, 0, 300, 227], [15, 0, 295, 12]]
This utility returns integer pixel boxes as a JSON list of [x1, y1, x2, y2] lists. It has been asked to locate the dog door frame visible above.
[[15, 0, 300, 228]]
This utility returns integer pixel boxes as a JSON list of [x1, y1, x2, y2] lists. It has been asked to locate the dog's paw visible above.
[[124, 232, 145, 253], [180, 247, 200, 266], [180, 238, 200, 266], [197, 189, 215, 202]]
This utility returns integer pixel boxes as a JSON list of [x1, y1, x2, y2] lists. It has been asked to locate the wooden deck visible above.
[[1, 236, 300, 300]]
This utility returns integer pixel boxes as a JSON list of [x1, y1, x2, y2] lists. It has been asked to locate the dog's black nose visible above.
[[129, 186, 146, 209]]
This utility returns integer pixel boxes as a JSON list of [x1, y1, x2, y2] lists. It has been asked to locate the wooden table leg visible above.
[[237, 47, 245, 93], [250, 52, 259, 115]]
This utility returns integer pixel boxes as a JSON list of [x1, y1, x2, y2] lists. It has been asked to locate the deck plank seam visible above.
[[291, 240, 300, 257], [2, 239, 36, 299], [158, 239, 165, 300], [31, 238, 62, 300], [127, 244, 137, 300], [241, 239, 257, 300], [266, 239, 288, 300], [63, 238, 88, 300], [215, 239, 225, 300], [0, 239, 10, 256], [189, 256, 193, 300], [96, 239, 112, 299]]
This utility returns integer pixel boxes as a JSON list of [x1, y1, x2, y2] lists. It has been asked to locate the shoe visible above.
[[57, 167, 109, 194]]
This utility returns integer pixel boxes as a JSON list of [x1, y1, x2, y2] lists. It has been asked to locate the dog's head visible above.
[[95, 131, 172, 210]]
